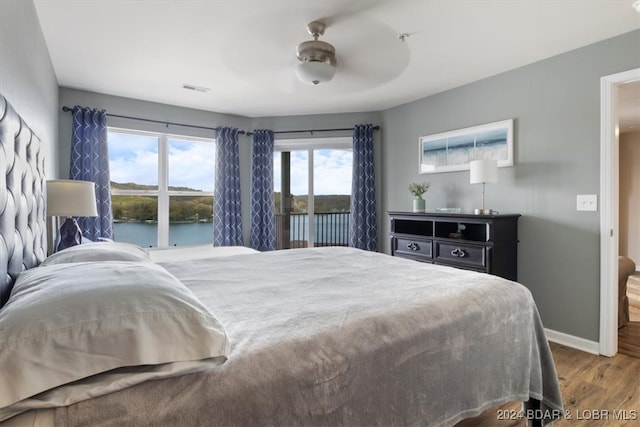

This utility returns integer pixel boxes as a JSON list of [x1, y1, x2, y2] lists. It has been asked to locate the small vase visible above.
[[413, 196, 425, 213]]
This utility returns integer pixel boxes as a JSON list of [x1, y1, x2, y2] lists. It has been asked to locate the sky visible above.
[[108, 132, 352, 195], [274, 149, 352, 196], [108, 132, 215, 192]]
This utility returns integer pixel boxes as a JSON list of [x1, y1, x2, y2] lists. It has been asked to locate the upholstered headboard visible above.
[[0, 93, 47, 307]]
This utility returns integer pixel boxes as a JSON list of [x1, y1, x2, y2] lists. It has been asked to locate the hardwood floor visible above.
[[618, 322, 640, 358], [619, 273, 640, 358], [627, 273, 640, 321], [456, 274, 640, 426], [455, 342, 640, 426]]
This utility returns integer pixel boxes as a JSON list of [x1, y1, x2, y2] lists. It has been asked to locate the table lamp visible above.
[[46, 180, 98, 251], [469, 159, 498, 215]]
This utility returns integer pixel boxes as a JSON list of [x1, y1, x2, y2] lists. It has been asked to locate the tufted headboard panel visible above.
[[0, 93, 47, 307]]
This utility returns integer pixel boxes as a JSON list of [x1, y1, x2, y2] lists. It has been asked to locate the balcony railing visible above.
[[276, 212, 349, 249]]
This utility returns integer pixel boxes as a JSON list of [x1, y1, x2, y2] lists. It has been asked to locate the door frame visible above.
[[274, 137, 352, 249], [599, 68, 640, 356]]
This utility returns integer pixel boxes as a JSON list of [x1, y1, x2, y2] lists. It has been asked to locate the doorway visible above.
[[600, 68, 640, 356], [616, 81, 640, 357], [274, 137, 353, 249]]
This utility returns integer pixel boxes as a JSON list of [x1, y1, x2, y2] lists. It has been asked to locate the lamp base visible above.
[[474, 208, 494, 215], [56, 217, 82, 252]]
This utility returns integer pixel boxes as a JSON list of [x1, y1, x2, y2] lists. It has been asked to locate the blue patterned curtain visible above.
[[69, 106, 113, 241], [250, 130, 276, 251], [349, 124, 377, 251], [214, 127, 243, 246]]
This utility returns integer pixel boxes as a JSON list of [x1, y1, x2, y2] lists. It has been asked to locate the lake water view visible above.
[[113, 222, 213, 248], [113, 212, 350, 248]]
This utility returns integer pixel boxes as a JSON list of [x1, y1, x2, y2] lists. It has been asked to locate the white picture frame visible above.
[[419, 119, 514, 174]]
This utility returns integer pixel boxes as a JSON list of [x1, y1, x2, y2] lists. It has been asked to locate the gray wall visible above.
[[381, 29, 640, 342], [0, 0, 59, 177]]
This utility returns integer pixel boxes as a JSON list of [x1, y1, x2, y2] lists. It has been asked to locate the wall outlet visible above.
[[577, 194, 598, 211]]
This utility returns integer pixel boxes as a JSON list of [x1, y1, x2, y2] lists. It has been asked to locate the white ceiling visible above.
[[33, 0, 640, 122]]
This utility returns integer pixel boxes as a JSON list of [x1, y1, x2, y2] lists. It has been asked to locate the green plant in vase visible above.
[[409, 182, 430, 212]]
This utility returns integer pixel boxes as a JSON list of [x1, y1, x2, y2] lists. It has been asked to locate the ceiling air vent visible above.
[[181, 83, 210, 93]]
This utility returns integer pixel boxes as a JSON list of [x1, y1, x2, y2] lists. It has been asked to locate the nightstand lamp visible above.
[[469, 159, 498, 215], [46, 180, 98, 251]]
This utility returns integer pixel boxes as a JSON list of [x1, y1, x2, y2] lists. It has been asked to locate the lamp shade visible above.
[[469, 159, 498, 184], [295, 61, 335, 85], [46, 180, 98, 217]]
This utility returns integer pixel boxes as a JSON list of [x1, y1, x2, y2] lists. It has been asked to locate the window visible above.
[[274, 137, 352, 249], [108, 128, 215, 247]]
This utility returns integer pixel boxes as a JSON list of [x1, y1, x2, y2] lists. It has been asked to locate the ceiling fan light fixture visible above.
[[295, 60, 335, 85], [295, 21, 336, 85]]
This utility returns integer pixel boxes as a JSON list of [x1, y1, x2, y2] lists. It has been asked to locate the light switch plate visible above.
[[577, 194, 598, 211]]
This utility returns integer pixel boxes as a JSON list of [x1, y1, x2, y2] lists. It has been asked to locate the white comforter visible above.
[[53, 247, 562, 427]]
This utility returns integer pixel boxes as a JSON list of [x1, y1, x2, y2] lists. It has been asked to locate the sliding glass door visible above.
[[274, 138, 352, 249]]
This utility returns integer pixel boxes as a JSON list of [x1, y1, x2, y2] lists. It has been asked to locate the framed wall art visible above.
[[419, 119, 513, 174]]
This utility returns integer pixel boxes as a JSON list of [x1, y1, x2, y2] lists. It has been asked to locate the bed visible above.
[[0, 92, 563, 426]]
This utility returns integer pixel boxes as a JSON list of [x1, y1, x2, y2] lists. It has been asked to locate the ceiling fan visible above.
[[218, 9, 410, 94], [295, 21, 337, 85]]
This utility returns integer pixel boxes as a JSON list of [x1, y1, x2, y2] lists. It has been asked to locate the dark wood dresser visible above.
[[389, 211, 520, 281]]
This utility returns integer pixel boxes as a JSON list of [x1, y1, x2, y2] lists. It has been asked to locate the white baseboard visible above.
[[544, 328, 600, 355]]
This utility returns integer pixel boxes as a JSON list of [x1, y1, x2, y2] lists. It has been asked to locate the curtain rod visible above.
[[62, 106, 378, 137], [246, 125, 380, 136], [61, 106, 247, 135]]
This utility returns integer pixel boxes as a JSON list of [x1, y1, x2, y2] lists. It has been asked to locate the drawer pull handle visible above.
[[451, 247, 466, 257], [407, 242, 420, 251]]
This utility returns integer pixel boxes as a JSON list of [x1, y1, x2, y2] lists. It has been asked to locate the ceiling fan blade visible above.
[[317, 0, 389, 28]]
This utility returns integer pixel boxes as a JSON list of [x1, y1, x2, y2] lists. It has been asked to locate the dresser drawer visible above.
[[392, 237, 432, 260], [435, 242, 486, 269]]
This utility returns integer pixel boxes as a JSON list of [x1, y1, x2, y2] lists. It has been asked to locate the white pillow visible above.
[[41, 241, 150, 265], [0, 261, 230, 411]]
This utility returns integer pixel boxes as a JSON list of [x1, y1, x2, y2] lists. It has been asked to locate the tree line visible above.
[[111, 182, 350, 222]]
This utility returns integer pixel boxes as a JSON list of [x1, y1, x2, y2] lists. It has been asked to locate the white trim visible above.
[[600, 68, 640, 356], [158, 135, 169, 247], [168, 191, 214, 197], [545, 328, 600, 355], [109, 189, 158, 196], [108, 126, 215, 144], [307, 151, 315, 248], [274, 137, 352, 151]]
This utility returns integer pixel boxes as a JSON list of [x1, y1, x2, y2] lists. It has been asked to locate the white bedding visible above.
[[0, 409, 53, 427], [0, 244, 254, 425], [1, 246, 562, 426], [147, 245, 258, 263], [55, 247, 562, 427], [0, 261, 229, 422]]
